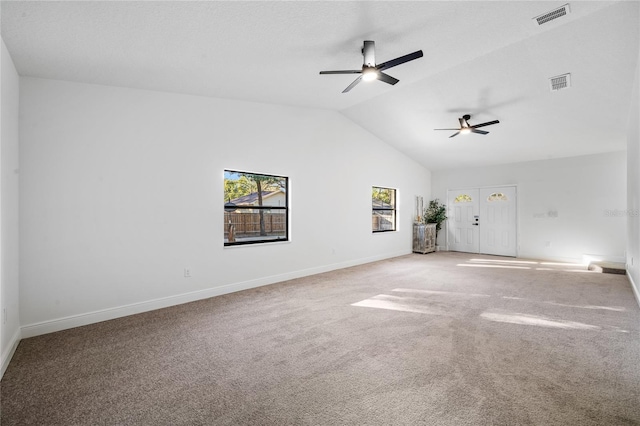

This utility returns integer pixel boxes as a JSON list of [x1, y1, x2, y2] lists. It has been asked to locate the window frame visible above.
[[372, 186, 397, 233], [224, 170, 289, 247]]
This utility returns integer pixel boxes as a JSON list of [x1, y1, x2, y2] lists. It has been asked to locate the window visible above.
[[372, 186, 396, 232], [224, 170, 288, 246], [454, 194, 473, 203], [487, 192, 508, 202]]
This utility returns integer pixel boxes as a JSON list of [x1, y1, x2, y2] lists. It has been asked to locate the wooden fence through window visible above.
[[224, 212, 286, 237], [372, 213, 394, 231]]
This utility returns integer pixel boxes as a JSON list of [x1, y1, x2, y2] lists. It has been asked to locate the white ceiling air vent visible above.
[[549, 73, 571, 91], [533, 4, 571, 26]]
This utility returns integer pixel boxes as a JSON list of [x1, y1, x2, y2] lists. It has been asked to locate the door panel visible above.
[[447, 189, 479, 253], [479, 186, 517, 256]]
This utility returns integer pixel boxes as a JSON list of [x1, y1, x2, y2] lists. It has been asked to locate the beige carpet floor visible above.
[[1, 252, 639, 425]]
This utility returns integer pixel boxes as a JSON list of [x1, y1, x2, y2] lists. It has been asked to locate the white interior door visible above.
[[447, 189, 480, 253], [479, 186, 517, 256]]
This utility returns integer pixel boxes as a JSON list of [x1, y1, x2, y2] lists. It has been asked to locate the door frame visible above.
[[446, 184, 519, 257]]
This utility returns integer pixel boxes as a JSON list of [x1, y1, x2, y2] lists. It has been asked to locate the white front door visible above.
[[447, 186, 517, 257], [447, 189, 480, 253], [479, 186, 517, 256]]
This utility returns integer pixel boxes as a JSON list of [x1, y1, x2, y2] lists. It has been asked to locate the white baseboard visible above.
[[628, 272, 640, 309], [1, 328, 21, 380], [21, 250, 410, 339]]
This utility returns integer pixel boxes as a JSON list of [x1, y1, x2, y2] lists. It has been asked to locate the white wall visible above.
[[432, 151, 627, 263], [19, 77, 431, 336], [1, 39, 21, 376], [627, 52, 640, 305]]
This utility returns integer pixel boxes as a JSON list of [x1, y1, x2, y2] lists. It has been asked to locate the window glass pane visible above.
[[224, 171, 286, 204], [454, 194, 472, 203], [224, 209, 287, 243], [372, 210, 396, 231], [224, 170, 288, 246], [487, 192, 508, 202], [372, 187, 395, 208]]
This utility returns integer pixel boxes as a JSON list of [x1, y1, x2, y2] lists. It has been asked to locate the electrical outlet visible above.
[[184, 268, 191, 278]]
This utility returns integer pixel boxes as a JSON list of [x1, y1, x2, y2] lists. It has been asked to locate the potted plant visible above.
[[423, 199, 447, 245]]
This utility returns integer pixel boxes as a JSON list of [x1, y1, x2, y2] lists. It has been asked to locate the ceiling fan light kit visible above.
[[434, 114, 500, 138], [362, 67, 378, 82], [319, 40, 423, 93]]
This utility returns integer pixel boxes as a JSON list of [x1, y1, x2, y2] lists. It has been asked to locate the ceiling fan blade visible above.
[[342, 75, 364, 93], [377, 50, 423, 71], [363, 40, 375, 67], [471, 120, 500, 129], [377, 72, 399, 86], [434, 128, 460, 131], [471, 129, 489, 135], [449, 132, 461, 138], [319, 70, 362, 75]]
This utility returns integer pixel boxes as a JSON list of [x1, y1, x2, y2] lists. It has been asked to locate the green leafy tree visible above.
[[224, 175, 254, 202], [372, 187, 393, 205]]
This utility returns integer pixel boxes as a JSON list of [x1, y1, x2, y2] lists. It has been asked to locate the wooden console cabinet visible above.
[[413, 223, 436, 254]]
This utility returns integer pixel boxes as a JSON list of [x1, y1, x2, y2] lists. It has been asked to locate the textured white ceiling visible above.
[[2, 1, 638, 170]]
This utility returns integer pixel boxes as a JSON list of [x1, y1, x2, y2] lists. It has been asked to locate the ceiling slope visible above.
[[1, 1, 638, 170]]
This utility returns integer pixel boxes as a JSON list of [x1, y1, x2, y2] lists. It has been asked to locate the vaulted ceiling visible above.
[[2, 1, 638, 170]]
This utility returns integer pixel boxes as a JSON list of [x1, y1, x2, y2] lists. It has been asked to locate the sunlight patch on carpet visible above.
[[392, 288, 491, 298], [469, 258, 538, 265], [540, 262, 585, 267], [480, 311, 602, 330], [501, 296, 626, 312], [351, 294, 444, 315], [464, 258, 590, 273], [544, 302, 626, 312], [458, 264, 531, 270], [480, 310, 629, 332]]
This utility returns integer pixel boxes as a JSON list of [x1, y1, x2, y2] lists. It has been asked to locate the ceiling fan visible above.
[[319, 40, 423, 93], [434, 114, 500, 138]]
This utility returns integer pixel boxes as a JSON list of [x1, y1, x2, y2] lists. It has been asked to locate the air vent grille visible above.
[[549, 73, 571, 91], [534, 4, 571, 26]]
